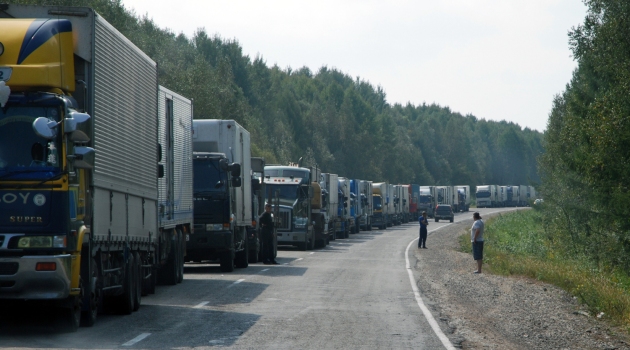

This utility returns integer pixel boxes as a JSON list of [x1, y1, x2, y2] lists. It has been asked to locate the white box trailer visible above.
[[359, 180, 373, 230], [321, 173, 339, 238], [476, 185, 498, 208], [455, 185, 471, 212]]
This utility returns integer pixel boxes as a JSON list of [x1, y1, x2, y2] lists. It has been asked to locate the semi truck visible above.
[[387, 183, 396, 226], [188, 119, 251, 272], [157, 86, 194, 286], [358, 180, 373, 231], [410, 184, 420, 221], [0, 4, 189, 331], [264, 164, 327, 249], [372, 182, 388, 230], [338, 177, 353, 236], [320, 173, 339, 240], [454, 185, 471, 212], [400, 185, 410, 223], [418, 186, 437, 218], [475, 185, 498, 208]]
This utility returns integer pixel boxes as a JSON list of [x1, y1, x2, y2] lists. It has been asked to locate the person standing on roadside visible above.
[[418, 211, 428, 249], [471, 212, 485, 273], [260, 203, 278, 265]]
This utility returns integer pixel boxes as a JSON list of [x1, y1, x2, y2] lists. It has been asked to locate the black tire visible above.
[[367, 223, 372, 231], [450, 217, 454, 223], [160, 234, 179, 286], [435, 218, 439, 222], [220, 251, 235, 272], [117, 253, 135, 315], [235, 239, 249, 268], [80, 253, 100, 327], [133, 252, 142, 311]]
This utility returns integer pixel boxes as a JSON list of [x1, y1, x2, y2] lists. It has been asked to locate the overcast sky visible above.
[[121, 0, 587, 132]]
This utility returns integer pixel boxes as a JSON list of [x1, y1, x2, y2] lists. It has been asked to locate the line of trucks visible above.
[[0, 4, 539, 332]]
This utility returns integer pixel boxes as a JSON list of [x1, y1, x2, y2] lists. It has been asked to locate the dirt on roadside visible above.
[[413, 214, 630, 350]]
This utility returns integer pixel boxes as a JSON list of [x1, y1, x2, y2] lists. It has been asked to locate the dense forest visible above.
[[7, 0, 543, 187], [539, 0, 630, 271]]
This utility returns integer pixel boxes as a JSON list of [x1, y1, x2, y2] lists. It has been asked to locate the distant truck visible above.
[[418, 186, 437, 218], [0, 4, 189, 331], [410, 184, 420, 220], [358, 180, 373, 231], [320, 173, 339, 240], [189, 120, 251, 272], [264, 164, 328, 249], [372, 182, 389, 229], [338, 177, 353, 236], [475, 185, 498, 208], [401, 185, 411, 223], [454, 185, 471, 212]]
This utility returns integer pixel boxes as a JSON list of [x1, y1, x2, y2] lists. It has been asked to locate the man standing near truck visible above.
[[471, 212, 485, 273], [260, 203, 278, 264]]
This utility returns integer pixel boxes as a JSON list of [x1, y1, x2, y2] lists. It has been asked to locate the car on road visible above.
[[434, 204, 454, 222]]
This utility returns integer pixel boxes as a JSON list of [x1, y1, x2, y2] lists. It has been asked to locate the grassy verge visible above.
[[459, 209, 630, 329]]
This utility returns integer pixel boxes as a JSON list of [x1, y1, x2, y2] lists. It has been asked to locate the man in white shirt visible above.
[[471, 212, 485, 274]]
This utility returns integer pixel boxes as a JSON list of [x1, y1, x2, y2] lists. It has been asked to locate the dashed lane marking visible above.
[[122, 333, 151, 347]]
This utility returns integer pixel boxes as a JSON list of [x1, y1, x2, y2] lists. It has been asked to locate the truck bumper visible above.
[[276, 231, 306, 245], [186, 231, 232, 260], [0, 254, 72, 300]]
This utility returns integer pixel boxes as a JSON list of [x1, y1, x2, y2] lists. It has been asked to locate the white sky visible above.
[[122, 0, 587, 132]]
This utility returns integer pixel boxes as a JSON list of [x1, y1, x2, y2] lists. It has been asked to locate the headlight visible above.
[[17, 235, 66, 248]]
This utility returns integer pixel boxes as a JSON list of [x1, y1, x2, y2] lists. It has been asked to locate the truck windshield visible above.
[[476, 191, 490, 198], [265, 184, 299, 207], [372, 196, 382, 209], [0, 106, 62, 179], [193, 158, 228, 193]]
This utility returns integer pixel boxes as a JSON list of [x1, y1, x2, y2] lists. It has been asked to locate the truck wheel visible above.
[[220, 251, 235, 272], [133, 252, 142, 311], [117, 253, 135, 315], [435, 218, 439, 222], [80, 254, 101, 327], [235, 239, 249, 268], [367, 223, 372, 231], [450, 217, 454, 223], [160, 234, 179, 286]]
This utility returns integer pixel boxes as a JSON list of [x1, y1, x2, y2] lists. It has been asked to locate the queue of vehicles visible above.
[[0, 3, 539, 333]]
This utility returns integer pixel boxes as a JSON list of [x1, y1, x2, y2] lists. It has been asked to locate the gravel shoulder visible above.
[[412, 212, 630, 350]]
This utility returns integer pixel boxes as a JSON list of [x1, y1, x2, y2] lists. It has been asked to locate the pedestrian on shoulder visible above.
[[418, 211, 428, 249], [260, 203, 278, 265], [471, 212, 485, 273]]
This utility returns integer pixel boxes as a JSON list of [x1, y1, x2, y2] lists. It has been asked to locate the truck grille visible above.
[[277, 210, 291, 231], [0, 262, 18, 275]]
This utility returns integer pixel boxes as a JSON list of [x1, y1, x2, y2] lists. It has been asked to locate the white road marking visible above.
[[194, 301, 209, 308], [122, 333, 151, 347], [309, 252, 314, 255], [261, 268, 270, 272], [406, 230, 456, 350], [227, 279, 245, 288], [296, 258, 303, 261]]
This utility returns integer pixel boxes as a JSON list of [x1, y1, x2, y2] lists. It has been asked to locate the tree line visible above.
[[539, 0, 630, 272], [9, 0, 543, 188]]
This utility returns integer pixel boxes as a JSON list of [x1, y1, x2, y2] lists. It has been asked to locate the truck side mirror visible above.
[[229, 162, 241, 176], [231, 177, 242, 187], [158, 164, 164, 178], [70, 146, 95, 169]]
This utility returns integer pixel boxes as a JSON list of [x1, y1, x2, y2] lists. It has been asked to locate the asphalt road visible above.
[[0, 207, 516, 349]]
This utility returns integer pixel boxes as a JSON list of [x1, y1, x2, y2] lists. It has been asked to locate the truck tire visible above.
[[435, 218, 439, 222], [235, 239, 249, 268], [80, 253, 100, 327], [133, 252, 142, 311], [220, 251, 235, 272], [160, 233, 179, 286], [450, 217, 454, 223], [116, 253, 135, 315]]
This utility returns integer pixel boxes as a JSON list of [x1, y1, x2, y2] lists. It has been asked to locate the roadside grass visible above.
[[459, 209, 630, 329]]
